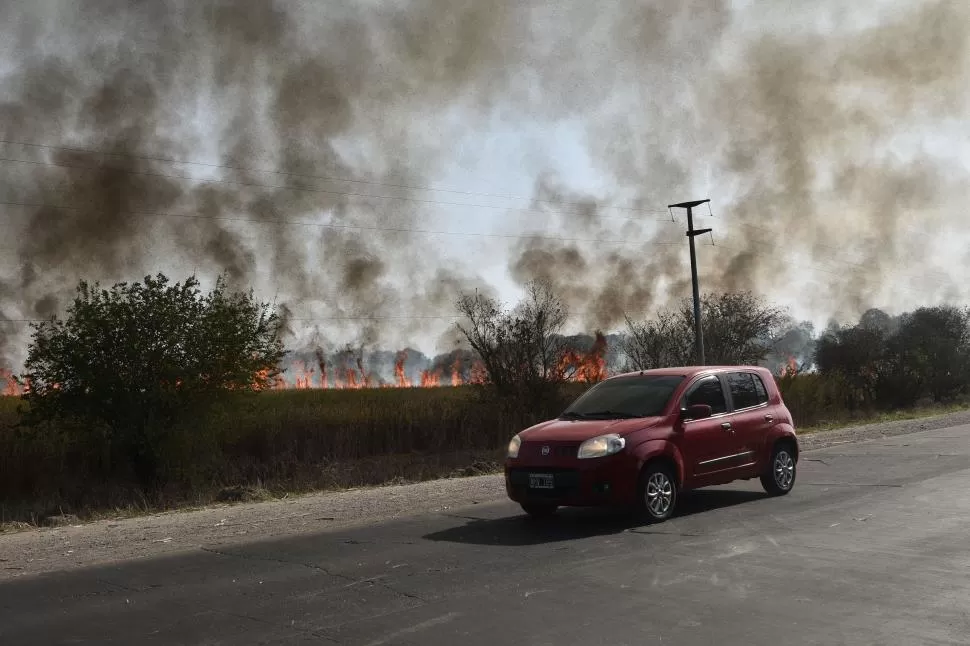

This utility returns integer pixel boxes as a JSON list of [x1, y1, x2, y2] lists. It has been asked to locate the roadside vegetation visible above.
[[1, 273, 968, 525]]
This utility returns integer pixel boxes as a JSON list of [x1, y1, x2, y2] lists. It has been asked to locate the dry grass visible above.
[[0, 385, 575, 524], [1, 374, 966, 525], [776, 372, 970, 429]]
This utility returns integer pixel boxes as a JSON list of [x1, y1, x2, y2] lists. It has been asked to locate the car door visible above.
[[680, 374, 746, 484], [724, 371, 773, 475]]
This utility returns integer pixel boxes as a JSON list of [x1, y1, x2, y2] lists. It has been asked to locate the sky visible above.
[[0, 0, 969, 369]]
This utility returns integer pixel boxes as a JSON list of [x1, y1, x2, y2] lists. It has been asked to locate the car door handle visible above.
[[720, 422, 733, 431], [764, 414, 773, 423]]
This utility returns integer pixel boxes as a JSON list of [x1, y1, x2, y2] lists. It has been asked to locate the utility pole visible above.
[[668, 199, 712, 365]]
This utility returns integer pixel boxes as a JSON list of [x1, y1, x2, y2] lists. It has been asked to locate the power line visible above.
[[0, 200, 686, 246], [0, 142, 671, 218]]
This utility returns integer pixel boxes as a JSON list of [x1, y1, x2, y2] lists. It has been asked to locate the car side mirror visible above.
[[681, 403, 712, 421]]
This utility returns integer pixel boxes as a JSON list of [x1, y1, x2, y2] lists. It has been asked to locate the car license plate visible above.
[[528, 473, 555, 489]]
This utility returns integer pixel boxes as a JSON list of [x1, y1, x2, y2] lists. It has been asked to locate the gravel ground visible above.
[[2, 409, 969, 582]]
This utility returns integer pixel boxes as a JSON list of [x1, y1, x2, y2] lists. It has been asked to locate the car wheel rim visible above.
[[774, 450, 794, 490], [645, 472, 673, 517]]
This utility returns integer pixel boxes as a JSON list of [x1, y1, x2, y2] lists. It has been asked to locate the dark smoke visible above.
[[1, 0, 969, 370], [509, 0, 970, 330], [0, 0, 528, 367]]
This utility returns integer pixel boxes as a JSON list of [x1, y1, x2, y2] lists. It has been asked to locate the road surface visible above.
[[2, 424, 970, 645]]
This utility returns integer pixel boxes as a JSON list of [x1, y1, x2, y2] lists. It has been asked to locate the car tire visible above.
[[761, 442, 796, 496], [520, 503, 558, 518], [636, 462, 678, 523]]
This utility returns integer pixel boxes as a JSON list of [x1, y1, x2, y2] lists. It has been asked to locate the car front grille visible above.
[[521, 443, 578, 459], [507, 467, 580, 499]]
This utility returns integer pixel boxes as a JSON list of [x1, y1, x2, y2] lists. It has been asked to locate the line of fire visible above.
[[259, 333, 611, 391], [1, 333, 801, 397], [0, 333, 613, 396]]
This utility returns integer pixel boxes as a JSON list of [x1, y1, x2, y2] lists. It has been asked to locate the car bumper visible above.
[[504, 454, 638, 507]]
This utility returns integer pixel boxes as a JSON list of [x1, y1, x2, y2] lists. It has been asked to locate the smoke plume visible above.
[[508, 0, 970, 331], [1, 0, 968, 369]]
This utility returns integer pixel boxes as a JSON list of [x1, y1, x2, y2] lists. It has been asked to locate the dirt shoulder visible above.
[[3, 409, 970, 582]]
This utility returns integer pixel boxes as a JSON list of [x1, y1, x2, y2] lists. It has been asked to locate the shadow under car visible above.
[[424, 487, 767, 546]]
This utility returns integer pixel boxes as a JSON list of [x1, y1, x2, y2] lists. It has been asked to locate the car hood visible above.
[[520, 416, 665, 442]]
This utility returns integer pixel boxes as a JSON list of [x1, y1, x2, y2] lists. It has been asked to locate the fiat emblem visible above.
[[541, 445, 550, 456]]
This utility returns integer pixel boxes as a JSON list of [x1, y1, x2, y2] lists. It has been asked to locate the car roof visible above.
[[607, 365, 770, 380]]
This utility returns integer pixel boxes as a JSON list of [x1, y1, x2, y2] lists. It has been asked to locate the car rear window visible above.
[[727, 371, 769, 409], [752, 373, 769, 403], [562, 375, 685, 419]]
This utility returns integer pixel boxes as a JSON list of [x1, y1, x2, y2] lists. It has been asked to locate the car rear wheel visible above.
[[520, 503, 558, 518], [761, 442, 796, 495], [636, 463, 678, 523]]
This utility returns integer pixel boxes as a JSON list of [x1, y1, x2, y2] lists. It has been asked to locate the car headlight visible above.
[[507, 434, 522, 459], [577, 433, 626, 459]]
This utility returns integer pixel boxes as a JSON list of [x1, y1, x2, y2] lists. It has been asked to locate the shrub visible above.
[[20, 273, 285, 489]]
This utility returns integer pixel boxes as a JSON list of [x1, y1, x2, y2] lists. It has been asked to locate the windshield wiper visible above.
[[581, 410, 641, 419], [560, 411, 588, 420]]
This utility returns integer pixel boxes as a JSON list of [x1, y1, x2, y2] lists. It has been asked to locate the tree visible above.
[[885, 306, 970, 402], [814, 324, 885, 408], [815, 305, 970, 408], [623, 311, 692, 370], [22, 273, 286, 487], [686, 292, 788, 365], [624, 292, 788, 369], [858, 308, 898, 335], [455, 279, 568, 402]]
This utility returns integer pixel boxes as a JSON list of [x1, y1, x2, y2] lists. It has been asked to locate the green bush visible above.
[[20, 273, 285, 490]]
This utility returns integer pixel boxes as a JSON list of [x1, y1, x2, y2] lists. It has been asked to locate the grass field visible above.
[[0, 385, 579, 524], [1, 375, 966, 526]]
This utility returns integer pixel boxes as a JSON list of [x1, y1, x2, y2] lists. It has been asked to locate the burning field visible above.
[[274, 349, 486, 390], [0, 331, 612, 401], [265, 332, 610, 391]]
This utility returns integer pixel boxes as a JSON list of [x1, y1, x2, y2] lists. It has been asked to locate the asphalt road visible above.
[[3, 425, 970, 646]]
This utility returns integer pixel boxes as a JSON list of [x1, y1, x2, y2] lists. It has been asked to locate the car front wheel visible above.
[[761, 442, 796, 495], [636, 463, 678, 523]]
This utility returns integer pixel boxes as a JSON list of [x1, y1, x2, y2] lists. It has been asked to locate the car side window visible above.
[[752, 374, 769, 404], [727, 372, 762, 410], [684, 375, 727, 415]]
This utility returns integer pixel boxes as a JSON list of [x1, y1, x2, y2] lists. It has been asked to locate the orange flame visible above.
[[252, 368, 284, 391], [292, 360, 314, 389], [469, 361, 487, 385], [451, 356, 462, 387], [345, 369, 360, 389], [2, 368, 24, 396], [262, 351, 489, 390], [557, 332, 608, 383], [780, 356, 799, 378], [395, 350, 412, 387]]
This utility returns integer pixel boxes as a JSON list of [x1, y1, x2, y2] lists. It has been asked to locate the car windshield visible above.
[[561, 375, 685, 419]]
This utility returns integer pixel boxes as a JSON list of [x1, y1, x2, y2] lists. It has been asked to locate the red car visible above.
[[505, 366, 798, 522]]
